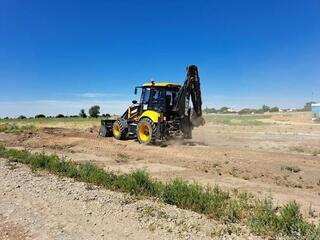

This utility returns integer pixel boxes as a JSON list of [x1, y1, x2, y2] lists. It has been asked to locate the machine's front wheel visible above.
[[112, 120, 127, 140], [137, 118, 156, 144]]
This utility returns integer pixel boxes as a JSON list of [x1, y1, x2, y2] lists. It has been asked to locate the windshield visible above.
[[140, 87, 166, 111], [141, 88, 150, 105]]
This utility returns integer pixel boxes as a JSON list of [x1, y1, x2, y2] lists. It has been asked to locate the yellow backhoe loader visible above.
[[99, 65, 204, 144]]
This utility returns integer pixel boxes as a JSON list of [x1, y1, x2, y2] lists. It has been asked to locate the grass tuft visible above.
[[0, 145, 319, 239], [277, 202, 310, 237], [248, 198, 279, 236]]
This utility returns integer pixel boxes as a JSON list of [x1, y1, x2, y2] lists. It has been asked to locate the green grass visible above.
[[248, 199, 320, 238], [0, 117, 101, 130], [0, 145, 319, 239], [0, 123, 37, 134], [204, 114, 271, 126]]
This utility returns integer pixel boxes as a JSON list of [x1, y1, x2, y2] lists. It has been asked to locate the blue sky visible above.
[[0, 0, 319, 117]]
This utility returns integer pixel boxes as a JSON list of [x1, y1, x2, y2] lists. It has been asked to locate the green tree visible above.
[[262, 105, 270, 112], [219, 107, 229, 113], [17, 115, 26, 119], [239, 108, 254, 115], [79, 109, 87, 118], [204, 107, 217, 114], [270, 107, 279, 112], [89, 105, 100, 118], [35, 114, 46, 118]]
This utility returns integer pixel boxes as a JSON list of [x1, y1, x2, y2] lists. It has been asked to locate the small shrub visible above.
[[55, 114, 65, 118], [35, 114, 46, 118], [281, 165, 301, 173]]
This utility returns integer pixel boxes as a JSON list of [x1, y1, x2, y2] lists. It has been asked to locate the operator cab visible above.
[[135, 82, 180, 117]]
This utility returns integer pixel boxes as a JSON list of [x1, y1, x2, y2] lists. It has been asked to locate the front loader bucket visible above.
[[99, 119, 116, 137]]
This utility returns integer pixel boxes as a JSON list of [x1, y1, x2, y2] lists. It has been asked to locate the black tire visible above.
[[137, 118, 157, 144], [112, 120, 128, 140]]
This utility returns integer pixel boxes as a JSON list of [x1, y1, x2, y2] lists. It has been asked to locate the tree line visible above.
[[204, 105, 280, 114], [204, 102, 316, 115], [1, 102, 316, 120], [1, 105, 111, 120]]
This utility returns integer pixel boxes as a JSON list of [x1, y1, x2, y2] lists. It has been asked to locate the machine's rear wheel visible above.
[[137, 118, 157, 144], [112, 120, 127, 140]]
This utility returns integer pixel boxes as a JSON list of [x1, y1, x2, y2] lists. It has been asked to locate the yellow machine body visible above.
[[139, 110, 161, 123]]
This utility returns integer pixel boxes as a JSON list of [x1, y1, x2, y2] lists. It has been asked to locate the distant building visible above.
[[311, 103, 320, 120]]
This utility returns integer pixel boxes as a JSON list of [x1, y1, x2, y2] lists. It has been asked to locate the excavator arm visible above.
[[173, 65, 205, 127]]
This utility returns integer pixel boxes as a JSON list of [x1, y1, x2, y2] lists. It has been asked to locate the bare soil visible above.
[[1, 112, 320, 238], [0, 159, 260, 239]]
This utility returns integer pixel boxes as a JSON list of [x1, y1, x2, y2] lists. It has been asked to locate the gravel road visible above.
[[0, 159, 262, 240]]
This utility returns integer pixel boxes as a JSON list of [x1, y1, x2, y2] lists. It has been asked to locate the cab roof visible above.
[[142, 82, 180, 88]]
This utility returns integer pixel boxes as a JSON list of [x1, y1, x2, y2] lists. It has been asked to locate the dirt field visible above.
[[1, 159, 261, 240], [1, 112, 320, 238]]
